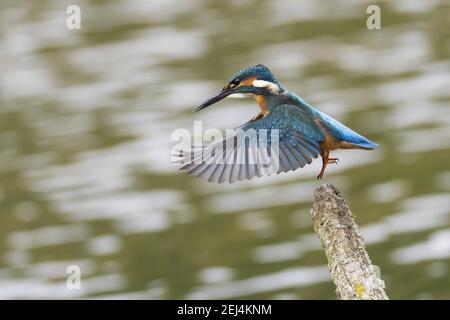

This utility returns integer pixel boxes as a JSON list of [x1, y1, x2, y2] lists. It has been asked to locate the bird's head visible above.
[[194, 64, 283, 112]]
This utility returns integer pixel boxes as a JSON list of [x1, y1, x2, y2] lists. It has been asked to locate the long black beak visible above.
[[193, 88, 234, 112]]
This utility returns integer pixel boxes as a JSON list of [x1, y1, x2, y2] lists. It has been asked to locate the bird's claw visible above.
[[327, 157, 339, 164]]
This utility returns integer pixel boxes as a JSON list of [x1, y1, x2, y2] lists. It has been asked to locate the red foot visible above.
[[316, 154, 340, 179]]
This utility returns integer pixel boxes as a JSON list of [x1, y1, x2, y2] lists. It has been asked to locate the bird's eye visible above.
[[230, 78, 240, 88]]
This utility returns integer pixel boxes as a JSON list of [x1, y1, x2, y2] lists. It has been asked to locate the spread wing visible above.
[[176, 104, 325, 183]]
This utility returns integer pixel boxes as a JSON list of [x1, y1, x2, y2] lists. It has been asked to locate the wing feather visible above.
[[177, 104, 325, 183]]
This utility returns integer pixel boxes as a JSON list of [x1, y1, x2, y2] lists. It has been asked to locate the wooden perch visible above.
[[311, 183, 389, 300]]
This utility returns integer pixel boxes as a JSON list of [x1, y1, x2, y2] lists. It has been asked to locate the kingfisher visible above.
[[177, 64, 378, 183]]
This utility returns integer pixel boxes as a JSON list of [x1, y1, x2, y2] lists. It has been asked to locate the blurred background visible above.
[[0, 0, 449, 299]]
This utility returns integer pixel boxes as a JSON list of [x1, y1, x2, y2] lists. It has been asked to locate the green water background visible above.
[[0, 0, 449, 299]]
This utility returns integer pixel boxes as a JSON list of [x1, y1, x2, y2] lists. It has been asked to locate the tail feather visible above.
[[318, 112, 379, 150], [348, 140, 379, 150]]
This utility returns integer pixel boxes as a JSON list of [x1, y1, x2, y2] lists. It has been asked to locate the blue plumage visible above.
[[319, 112, 379, 149], [286, 92, 379, 150], [228, 64, 282, 87]]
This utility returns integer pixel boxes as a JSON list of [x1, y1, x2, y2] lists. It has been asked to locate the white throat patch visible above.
[[228, 93, 248, 99], [252, 80, 280, 94]]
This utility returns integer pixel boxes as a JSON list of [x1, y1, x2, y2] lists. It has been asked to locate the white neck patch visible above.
[[228, 93, 248, 99], [252, 80, 280, 94]]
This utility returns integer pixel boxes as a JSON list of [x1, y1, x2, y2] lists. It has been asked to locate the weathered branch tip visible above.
[[311, 183, 389, 300]]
